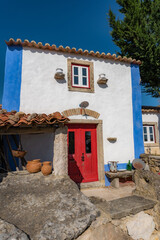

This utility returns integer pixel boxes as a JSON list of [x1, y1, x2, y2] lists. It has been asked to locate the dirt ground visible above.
[[81, 183, 135, 201]]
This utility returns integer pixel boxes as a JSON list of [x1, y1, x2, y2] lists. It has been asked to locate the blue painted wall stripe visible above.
[[131, 64, 144, 158], [2, 45, 22, 111]]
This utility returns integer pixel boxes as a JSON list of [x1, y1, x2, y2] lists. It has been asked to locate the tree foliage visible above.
[[108, 0, 160, 97]]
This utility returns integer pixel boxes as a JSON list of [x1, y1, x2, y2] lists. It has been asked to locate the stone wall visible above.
[[133, 170, 160, 230], [140, 153, 160, 174]]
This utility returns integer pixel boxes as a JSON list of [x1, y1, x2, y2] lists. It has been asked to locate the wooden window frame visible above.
[[143, 122, 159, 147], [72, 64, 90, 89], [143, 125, 155, 143], [68, 59, 94, 93]]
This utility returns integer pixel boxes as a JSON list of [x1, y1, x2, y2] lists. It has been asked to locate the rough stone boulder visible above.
[[76, 209, 132, 240], [0, 172, 98, 240], [133, 170, 160, 230], [133, 170, 160, 201], [0, 218, 29, 240], [126, 211, 155, 240], [77, 221, 132, 240]]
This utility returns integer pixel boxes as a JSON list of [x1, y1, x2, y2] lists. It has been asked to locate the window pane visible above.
[[74, 66, 78, 75], [82, 77, 87, 86], [82, 68, 87, 76], [74, 76, 79, 85], [143, 127, 147, 133], [149, 127, 153, 134], [150, 135, 154, 141], [144, 134, 148, 142], [85, 131, 91, 153], [69, 132, 75, 154]]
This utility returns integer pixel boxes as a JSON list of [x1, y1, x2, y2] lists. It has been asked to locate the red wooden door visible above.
[[68, 124, 98, 183]]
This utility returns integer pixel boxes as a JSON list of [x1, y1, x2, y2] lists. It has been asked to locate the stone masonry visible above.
[[53, 125, 68, 176], [140, 153, 160, 174]]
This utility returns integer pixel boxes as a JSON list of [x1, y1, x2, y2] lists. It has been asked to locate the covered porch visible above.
[[0, 109, 69, 176]]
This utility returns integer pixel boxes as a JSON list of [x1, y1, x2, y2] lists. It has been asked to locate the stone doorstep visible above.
[[91, 195, 157, 220], [80, 181, 105, 189]]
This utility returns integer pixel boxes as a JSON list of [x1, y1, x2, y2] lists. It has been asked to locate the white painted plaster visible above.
[[20, 48, 134, 164], [21, 133, 54, 162], [69, 115, 95, 120]]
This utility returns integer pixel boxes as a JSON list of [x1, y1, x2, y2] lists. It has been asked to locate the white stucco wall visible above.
[[20, 48, 134, 164], [21, 133, 54, 162]]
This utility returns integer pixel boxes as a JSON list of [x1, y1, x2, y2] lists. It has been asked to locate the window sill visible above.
[[68, 86, 94, 93], [144, 143, 159, 147]]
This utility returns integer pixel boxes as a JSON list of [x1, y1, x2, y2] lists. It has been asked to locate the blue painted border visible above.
[[2, 45, 22, 111], [131, 64, 144, 158], [104, 163, 128, 186]]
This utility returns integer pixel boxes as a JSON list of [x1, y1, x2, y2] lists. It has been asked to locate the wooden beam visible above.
[[0, 126, 56, 135]]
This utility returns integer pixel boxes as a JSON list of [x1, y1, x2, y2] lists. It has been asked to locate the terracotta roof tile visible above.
[[5, 38, 141, 65], [0, 110, 69, 128], [142, 106, 160, 113]]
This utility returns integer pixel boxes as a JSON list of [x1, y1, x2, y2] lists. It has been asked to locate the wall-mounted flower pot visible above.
[[54, 73, 65, 80], [12, 150, 27, 158], [97, 74, 108, 85], [107, 137, 117, 142], [97, 78, 108, 84], [54, 68, 65, 80]]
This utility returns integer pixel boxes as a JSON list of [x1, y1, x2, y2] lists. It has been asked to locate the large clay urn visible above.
[[41, 161, 52, 176], [26, 159, 41, 173]]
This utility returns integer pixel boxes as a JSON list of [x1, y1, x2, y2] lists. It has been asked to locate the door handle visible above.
[[81, 153, 85, 161]]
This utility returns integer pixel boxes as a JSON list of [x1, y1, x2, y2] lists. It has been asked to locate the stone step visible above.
[[90, 195, 156, 219]]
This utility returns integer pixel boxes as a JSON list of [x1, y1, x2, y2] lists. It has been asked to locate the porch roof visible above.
[[142, 106, 160, 113], [0, 109, 69, 128]]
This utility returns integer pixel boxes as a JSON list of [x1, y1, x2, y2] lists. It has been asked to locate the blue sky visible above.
[[0, 0, 159, 106]]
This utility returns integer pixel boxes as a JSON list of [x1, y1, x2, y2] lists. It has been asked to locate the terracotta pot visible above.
[[41, 161, 52, 176], [26, 159, 41, 173], [32, 159, 41, 164], [12, 150, 27, 158]]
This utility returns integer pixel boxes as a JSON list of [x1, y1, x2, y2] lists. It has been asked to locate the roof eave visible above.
[[5, 38, 141, 65]]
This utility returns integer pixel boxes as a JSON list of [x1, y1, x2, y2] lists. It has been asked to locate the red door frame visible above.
[[67, 124, 98, 183]]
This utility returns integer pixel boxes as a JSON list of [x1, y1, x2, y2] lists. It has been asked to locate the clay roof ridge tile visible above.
[[5, 38, 141, 65], [0, 111, 68, 128]]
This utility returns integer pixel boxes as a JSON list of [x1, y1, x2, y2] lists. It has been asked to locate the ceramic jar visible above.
[[26, 159, 41, 173], [41, 161, 52, 176]]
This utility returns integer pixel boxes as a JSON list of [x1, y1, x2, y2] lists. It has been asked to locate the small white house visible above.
[[2, 38, 144, 186], [142, 106, 160, 155]]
